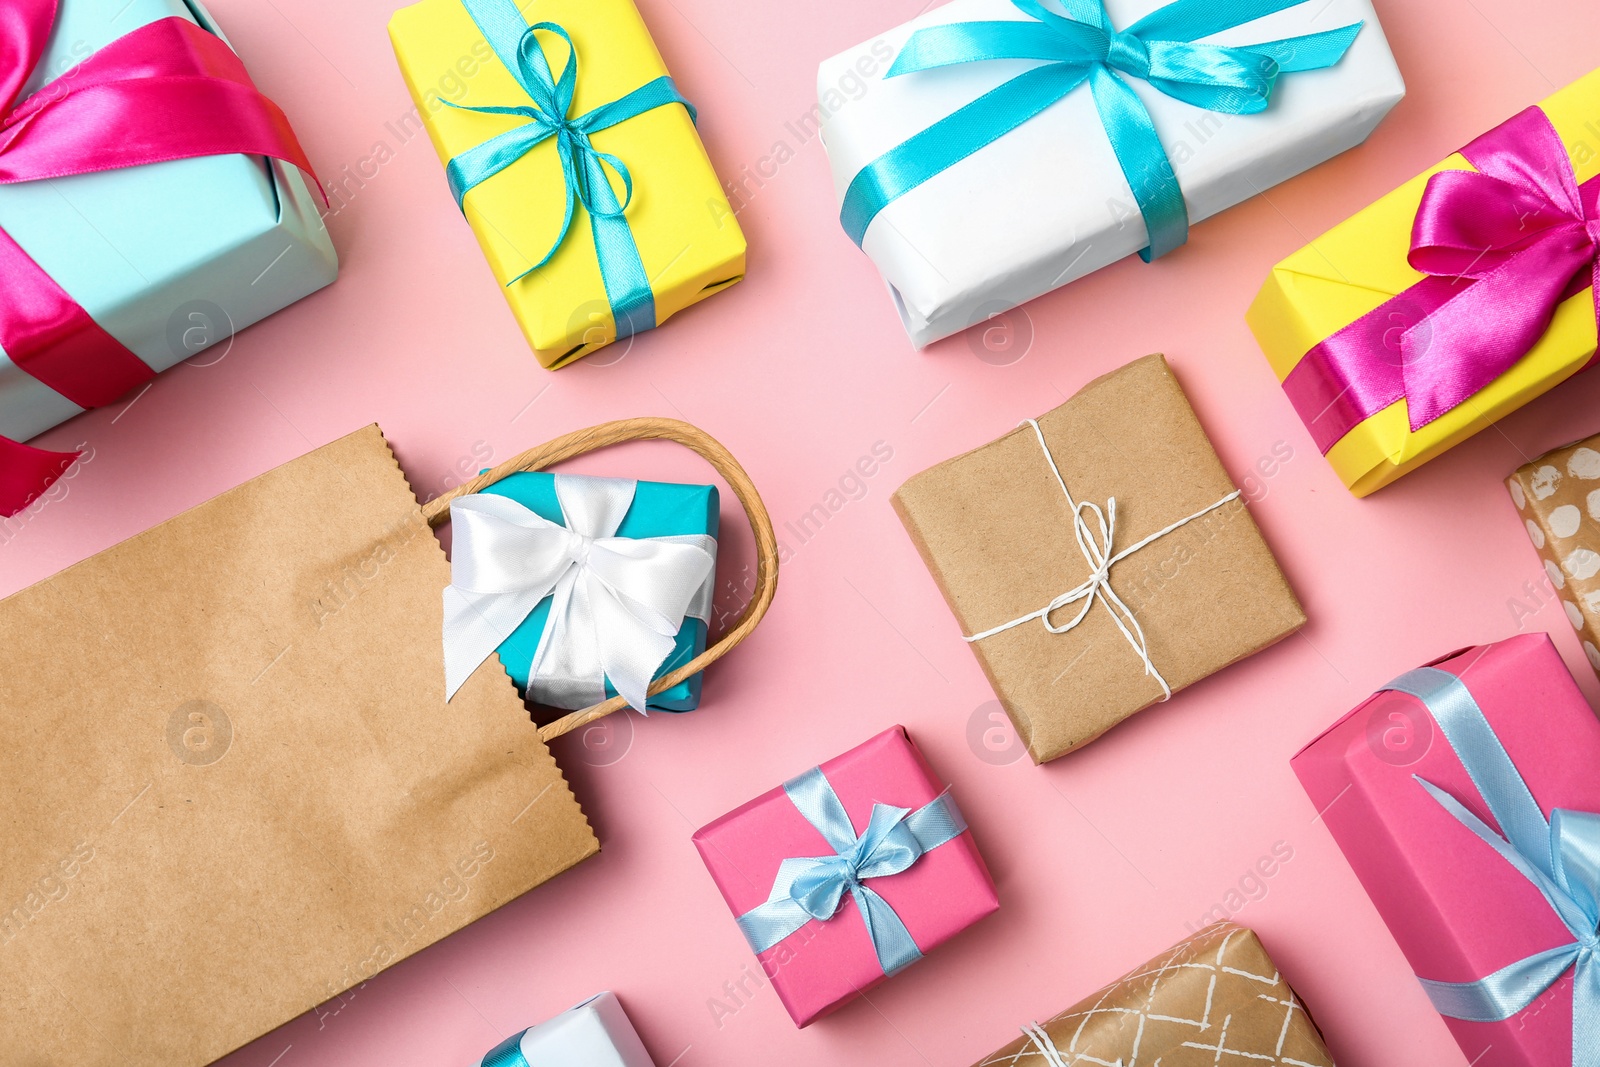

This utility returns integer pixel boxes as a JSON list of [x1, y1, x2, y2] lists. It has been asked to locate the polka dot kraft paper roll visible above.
[[1509, 436, 1600, 676]]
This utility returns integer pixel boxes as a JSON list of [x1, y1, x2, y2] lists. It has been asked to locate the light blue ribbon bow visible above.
[[1382, 667, 1600, 1067], [443, 0, 697, 339], [736, 765, 968, 976], [840, 0, 1363, 261]]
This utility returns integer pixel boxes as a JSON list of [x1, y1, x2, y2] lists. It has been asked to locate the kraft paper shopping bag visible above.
[[0, 425, 598, 1067]]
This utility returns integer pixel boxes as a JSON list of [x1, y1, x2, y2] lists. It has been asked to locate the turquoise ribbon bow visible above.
[[443, 0, 697, 339], [1382, 667, 1600, 1067], [840, 0, 1363, 260], [736, 766, 968, 976]]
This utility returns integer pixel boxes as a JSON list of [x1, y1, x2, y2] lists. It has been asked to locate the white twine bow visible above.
[[964, 419, 1239, 699], [441, 473, 716, 711]]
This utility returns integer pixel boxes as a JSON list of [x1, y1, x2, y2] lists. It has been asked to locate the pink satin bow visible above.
[[1283, 107, 1600, 453], [0, 0, 322, 517]]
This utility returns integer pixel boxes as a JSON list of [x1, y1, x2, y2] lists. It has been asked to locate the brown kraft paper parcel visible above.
[[893, 354, 1304, 762], [0, 426, 598, 1066], [972, 922, 1334, 1066]]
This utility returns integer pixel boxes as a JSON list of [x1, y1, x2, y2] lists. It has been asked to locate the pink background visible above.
[[5, 0, 1600, 1065]]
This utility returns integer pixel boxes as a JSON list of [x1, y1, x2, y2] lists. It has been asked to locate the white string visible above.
[[1022, 1022, 1071, 1067], [963, 419, 1241, 701], [1022, 1020, 1128, 1067]]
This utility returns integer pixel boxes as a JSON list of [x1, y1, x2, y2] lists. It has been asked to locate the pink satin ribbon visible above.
[[0, 0, 322, 517], [1283, 106, 1600, 454]]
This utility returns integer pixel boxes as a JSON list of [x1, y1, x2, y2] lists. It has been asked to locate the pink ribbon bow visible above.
[[1283, 106, 1600, 453], [0, 0, 322, 517]]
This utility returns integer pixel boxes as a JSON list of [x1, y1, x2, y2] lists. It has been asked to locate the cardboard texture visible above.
[[892, 354, 1305, 762], [972, 923, 1334, 1067], [1247, 67, 1600, 496], [0, 426, 598, 1067], [388, 0, 746, 368], [1292, 635, 1600, 1067], [1509, 438, 1600, 679], [693, 726, 999, 1027], [817, 0, 1403, 347]]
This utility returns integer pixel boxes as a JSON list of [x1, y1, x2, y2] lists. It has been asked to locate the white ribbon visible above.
[[441, 473, 716, 711], [963, 419, 1240, 700]]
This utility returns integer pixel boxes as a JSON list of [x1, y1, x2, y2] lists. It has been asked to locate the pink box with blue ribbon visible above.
[[692, 726, 998, 1027], [1293, 634, 1600, 1067]]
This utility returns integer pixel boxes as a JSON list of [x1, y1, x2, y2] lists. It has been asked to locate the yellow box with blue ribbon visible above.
[[389, 0, 746, 368]]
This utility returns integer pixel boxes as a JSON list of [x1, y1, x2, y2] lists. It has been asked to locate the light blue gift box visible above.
[[482, 472, 720, 712], [0, 0, 337, 444]]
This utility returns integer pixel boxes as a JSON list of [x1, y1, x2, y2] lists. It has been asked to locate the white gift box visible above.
[[817, 0, 1405, 347], [473, 992, 656, 1067]]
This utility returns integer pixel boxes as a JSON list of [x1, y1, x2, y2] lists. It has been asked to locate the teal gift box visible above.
[[482, 472, 719, 711], [0, 0, 337, 444]]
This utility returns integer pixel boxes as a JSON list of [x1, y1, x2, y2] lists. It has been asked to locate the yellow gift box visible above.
[[389, 0, 746, 369], [1247, 68, 1600, 497]]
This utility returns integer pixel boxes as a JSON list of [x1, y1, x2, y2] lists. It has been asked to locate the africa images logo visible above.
[[1365, 698, 1434, 767], [0, 843, 95, 947], [966, 700, 1026, 766], [167, 700, 233, 767]]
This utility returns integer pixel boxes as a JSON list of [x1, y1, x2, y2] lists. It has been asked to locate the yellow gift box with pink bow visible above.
[[1248, 68, 1600, 497]]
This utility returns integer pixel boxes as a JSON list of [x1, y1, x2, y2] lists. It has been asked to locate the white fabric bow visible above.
[[442, 474, 717, 711]]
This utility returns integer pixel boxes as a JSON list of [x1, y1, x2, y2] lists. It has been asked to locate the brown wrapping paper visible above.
[[893, 354, 1305, 762], [973, 922, 1334, 1067], [1509, 436, 1600, 678], [0, 426, 598, 1067]]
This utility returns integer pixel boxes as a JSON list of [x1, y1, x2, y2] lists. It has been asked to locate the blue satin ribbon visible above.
[[443, 0, 698, 339], [479, 1030, 531, 1067], [736, 765, 968, 976], [1381, 667, 1600, 1067], [840, 0, 1363, 261]]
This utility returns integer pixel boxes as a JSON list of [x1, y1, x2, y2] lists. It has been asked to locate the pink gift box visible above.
[[692, 726, 998, 1027], [1292, 634, 1600, 1067]]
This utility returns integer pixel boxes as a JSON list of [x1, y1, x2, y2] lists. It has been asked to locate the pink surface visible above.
[[1292, 635, 1600, 1067], [2, 1, 1600, 1066], [693, 726, 998, 1027]]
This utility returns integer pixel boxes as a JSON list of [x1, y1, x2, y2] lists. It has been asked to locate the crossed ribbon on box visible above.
[[841, 0, 1363, 261], [963, 418, 1241, 701], [0, 0, 322, 516], [1384, 666, 1600, 1067], [441, 474, 715, 712], [735, 765, 968, 977], [1285, 106, 1600, 453], [441, 0, 696, 341]]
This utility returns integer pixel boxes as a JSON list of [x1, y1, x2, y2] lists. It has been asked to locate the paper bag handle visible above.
[[421, 417, 780, 744]]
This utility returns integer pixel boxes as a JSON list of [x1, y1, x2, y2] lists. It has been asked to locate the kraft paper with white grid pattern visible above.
[[973, 923, 1334, 1067]]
